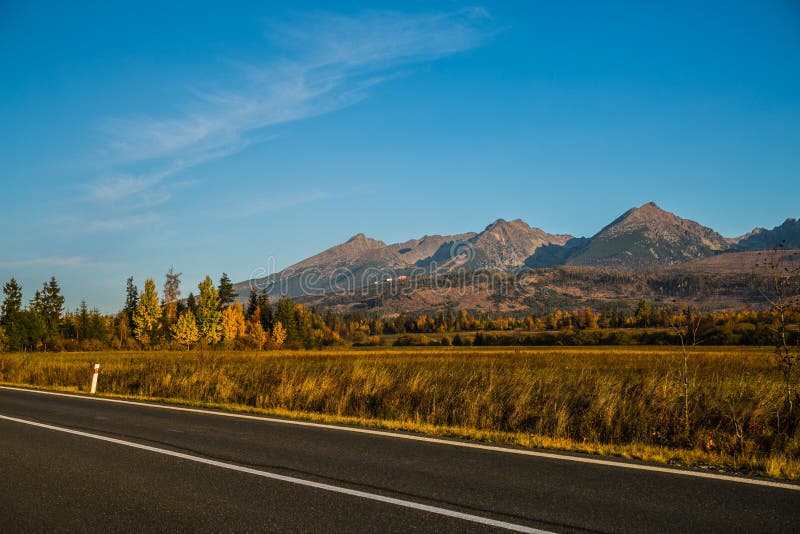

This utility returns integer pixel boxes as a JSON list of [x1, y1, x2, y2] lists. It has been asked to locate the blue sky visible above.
[[1, 1, 799, 312]]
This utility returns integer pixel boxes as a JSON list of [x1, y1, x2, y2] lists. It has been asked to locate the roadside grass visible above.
[[1, 346, 798, 480]]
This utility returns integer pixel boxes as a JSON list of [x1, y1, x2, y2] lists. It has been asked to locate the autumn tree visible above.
[[635, 300, 652, 328], [760, 243, 800, 419], [133, 278, 162, 348], [172, 309, 200, 350], [246, 308, 268, 351], [271, 321, 287, 349], [218, 272, 237, 308], [670, 305, 703, 437], [163, 267, 182, 326], [112, 312, 131, 349], [196, 276, 222, 345], [221, 301, 246, 344]]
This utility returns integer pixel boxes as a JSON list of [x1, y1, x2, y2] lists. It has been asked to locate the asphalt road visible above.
[[0, 386, 798, 533]]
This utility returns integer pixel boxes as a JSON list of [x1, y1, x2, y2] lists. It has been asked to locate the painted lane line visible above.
[[2, 385, 799, 492], [0, 414, 549, 534]]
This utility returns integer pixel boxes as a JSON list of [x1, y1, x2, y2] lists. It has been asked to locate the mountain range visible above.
[[234, 202, 799, 304]]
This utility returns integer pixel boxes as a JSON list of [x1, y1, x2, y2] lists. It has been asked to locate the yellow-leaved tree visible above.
[[172, 309, 199, 350], [271, 321, 287, 349], [196, 276, 222, 346], [133, 279, 162, 348], [246, 307, 267, 352], [221, 301, 246, 344]]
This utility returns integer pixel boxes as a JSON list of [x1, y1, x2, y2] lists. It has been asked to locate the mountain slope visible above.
[[387, 233, 477, 265], [562, 202, 728, 268], [416, 219, 572, 272], [734, 218, 800, 250], [466, 219, 572, 271], [282, 233, 391, 274]]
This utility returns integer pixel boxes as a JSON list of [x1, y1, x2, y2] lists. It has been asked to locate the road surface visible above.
[[0, 386, 798, 532]]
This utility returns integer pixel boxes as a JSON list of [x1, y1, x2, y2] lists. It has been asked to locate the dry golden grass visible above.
[[2, 346, 798, 479]]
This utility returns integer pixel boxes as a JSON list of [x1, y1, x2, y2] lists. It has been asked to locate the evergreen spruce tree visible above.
[[258, 291, 273, 331], [31, 277, 64, 350], [77, 300, 89, 341], [124, 277, 139, 329], [1, 278, 23, 325], [274, 297, 296, 342], [246, 289, 259, 318], [186, 292, 197, 316], [217, 272, 238, 308]]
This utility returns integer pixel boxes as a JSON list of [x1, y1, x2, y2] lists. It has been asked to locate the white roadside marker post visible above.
[[90, 364, 100, 394]]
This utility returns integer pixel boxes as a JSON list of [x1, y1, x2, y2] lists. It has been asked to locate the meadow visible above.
[[1, 345, 798, 479]]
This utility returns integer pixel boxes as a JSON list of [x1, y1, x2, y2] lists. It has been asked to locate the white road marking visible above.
[[0, 414, 549, 534], [2, 385, 799, 491]]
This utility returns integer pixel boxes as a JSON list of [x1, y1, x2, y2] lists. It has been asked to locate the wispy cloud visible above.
[[55, 213, 160, 235], [0, 256, 91, 268], [84, 213, 160, 233], [235, 190, 332, 218], [86, 7, 494, 217]]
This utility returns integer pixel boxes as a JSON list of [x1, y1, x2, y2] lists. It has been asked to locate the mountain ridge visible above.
[[234, 203, 799, 300]]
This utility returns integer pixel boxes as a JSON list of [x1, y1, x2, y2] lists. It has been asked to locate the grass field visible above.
[[2, 346, 798, 479]]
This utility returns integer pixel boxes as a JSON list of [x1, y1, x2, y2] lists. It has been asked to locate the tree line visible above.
[[0, 271, 341, 352], [0, 263, 798, 352]]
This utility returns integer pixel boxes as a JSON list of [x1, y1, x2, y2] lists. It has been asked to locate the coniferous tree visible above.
[[186, 292, 198, 316], [77, 300, 89, 341], [258, 291, 273, 331], [30, 277, 64, 350], [1, 278, 23, 324], [42, 277, 65, 326], [217, 273, 237, 308], [124, 277, 139, 329], [274, 297, 296, 342], [87, 307, 109, 345], [29, 290, 43, 327], [7, 310, 43, 351], [246, 289, 259, 318]]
